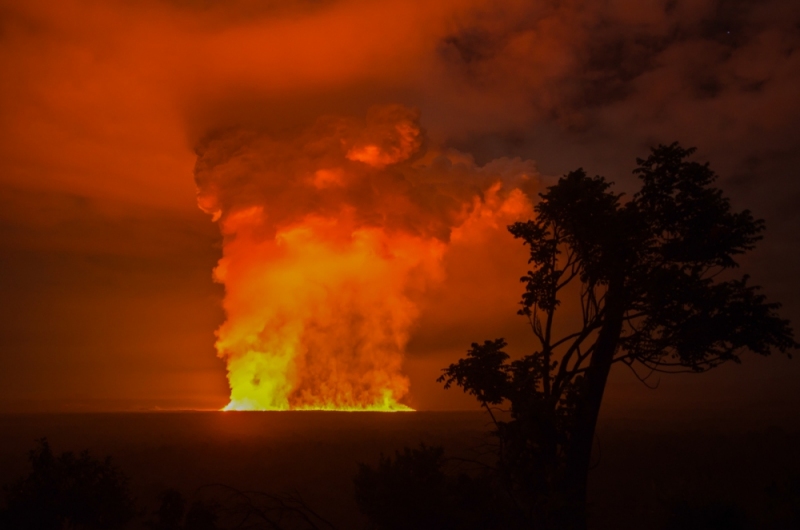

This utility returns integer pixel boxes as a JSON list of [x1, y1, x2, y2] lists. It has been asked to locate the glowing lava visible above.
[[216, 211, 445, 411]]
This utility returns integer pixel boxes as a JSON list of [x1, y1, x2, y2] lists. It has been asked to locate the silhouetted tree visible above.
[[0, 438, 135, 530], [438, 143, 798, 529]]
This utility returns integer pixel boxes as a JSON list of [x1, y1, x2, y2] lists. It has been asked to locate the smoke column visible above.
[[195, 105, 537, 411]]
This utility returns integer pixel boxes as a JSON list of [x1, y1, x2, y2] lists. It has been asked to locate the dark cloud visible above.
[[430, 0, 799, 138]]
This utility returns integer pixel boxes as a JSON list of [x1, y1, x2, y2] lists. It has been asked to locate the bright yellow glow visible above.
[[214, 210, 445, 411]]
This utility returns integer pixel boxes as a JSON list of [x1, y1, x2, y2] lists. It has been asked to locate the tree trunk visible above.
[[563, 278, 626, 530]]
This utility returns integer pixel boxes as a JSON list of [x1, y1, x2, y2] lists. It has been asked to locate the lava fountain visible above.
[[195, 105, 536, 411]]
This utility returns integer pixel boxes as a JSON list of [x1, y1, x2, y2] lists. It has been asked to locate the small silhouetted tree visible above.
[[0, 438, 135, 530], [438, 143, 798, 529]]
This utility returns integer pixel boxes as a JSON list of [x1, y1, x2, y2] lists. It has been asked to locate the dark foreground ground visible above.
[[0, 411, 798, 529]]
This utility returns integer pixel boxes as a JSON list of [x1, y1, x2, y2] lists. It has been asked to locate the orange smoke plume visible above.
[[195, 106, 536, 411]]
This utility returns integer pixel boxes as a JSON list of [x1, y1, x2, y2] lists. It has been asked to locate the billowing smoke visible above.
[[195, 105, 537, 410]]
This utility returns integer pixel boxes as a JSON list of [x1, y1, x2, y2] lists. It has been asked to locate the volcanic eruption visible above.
[[195, 105, 537, 411]]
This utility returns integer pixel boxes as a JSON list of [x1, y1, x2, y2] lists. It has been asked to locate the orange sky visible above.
[[1, 0, 799, 419]]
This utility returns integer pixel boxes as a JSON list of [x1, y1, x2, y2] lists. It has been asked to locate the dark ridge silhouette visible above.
[[1, 420, 799, 529]]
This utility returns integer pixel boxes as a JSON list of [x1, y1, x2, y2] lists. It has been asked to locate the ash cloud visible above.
[[194, 105, 538, 242]]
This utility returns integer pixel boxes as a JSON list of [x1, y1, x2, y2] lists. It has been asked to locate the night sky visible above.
[[1, 0, 798, 419]]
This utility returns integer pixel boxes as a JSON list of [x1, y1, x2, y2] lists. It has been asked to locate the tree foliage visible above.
[[0, 438, 135, 530]]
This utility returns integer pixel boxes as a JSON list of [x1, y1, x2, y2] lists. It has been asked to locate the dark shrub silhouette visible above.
[[150, 489, 188, 530], [354, 444, 512, 530], [148, 485, 336, 530], [147, 488, 220, 530], [0, 438, 135, 530]]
